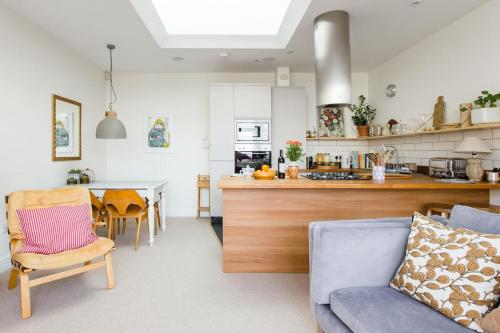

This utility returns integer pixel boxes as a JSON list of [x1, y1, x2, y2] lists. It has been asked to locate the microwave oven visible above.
[[235, 120, 271, 143]]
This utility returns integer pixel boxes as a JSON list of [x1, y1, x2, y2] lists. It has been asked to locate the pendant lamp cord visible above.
[[109, 47, 117, 111]]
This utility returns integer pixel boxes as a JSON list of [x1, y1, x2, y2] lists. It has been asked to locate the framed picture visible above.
[[317, 106, 345, 137], [144, 114, 173, 153], [52, 94, 81, 161]]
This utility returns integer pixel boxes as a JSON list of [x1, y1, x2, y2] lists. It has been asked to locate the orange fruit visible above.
[[261, 165, 270, 172]]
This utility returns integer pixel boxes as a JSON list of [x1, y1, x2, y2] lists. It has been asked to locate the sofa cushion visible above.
[[390, 213, 500, 332], [330, 287, 472, 333], [449, 205, 500, 235], [314, 303, 352, 333], [16, 203, 97, 255]]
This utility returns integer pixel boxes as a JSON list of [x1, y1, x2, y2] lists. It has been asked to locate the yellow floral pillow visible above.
[[390, 212, 500, 332]]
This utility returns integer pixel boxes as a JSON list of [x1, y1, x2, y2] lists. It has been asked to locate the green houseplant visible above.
[[469, 90, 500, 125], [285, 140, 303, 179], [351, 95, 376, 137]]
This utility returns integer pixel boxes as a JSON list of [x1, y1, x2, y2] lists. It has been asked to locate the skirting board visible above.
[[164, 209, 204, 217], [0, 255, 11, 273]]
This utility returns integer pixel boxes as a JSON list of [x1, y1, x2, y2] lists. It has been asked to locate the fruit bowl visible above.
[[253, 165, 276, 180]]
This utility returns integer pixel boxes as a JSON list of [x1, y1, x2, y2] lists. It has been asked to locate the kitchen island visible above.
[[218, 174, 500, 273]]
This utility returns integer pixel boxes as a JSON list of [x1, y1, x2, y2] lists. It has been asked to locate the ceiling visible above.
[[1, 0, 489, 73]]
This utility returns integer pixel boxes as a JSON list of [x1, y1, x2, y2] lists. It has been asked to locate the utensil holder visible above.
[[372, 166, 385, 181]]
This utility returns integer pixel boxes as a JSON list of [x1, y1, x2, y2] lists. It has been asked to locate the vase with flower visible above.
[[285, 140, 303, 179]]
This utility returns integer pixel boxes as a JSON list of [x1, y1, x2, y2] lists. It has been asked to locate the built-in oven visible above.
[[235, 120, 271, 143], [234, 144, 272, 173]]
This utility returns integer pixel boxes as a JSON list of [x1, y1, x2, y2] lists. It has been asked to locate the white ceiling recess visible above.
[[130, 0, 311, 49], [1, 0, 489, 73]]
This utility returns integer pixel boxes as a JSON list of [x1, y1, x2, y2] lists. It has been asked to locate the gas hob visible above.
[[304, 172, 369, 180]]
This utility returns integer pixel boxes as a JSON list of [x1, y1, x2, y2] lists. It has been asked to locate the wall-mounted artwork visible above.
[[144, 114, 173, 153], [52, 94, 81, 161], [317, 106, 345, 137]]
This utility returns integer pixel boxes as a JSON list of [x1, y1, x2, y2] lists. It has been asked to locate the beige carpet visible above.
[[0, 218, 315, 332]]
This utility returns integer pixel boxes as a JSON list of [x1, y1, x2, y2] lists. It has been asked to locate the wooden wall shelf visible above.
[[306, 122, 500, 141]]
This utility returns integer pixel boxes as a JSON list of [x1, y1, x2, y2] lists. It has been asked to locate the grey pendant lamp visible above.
[[96, 44, 127, 139]]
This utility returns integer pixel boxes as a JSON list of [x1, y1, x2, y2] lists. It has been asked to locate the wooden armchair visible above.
[[7, 187, 115, 319], [103, 190, 157, 251]]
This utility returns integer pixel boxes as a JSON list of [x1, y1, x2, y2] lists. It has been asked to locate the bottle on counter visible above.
[[278, 150, 286, 179]]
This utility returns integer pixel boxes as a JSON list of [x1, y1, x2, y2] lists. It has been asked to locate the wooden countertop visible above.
[[218, 174, 500, 190]]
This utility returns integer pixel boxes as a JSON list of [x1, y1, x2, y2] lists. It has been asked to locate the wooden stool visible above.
[[426, 203, 500, 219], [197, 175, 210, 218]]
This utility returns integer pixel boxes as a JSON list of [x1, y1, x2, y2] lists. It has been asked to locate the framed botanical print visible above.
[[144, 114, 173, 153], [52, 95, 81, 161]]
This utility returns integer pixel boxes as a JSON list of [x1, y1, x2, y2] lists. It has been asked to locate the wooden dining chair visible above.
[[103, 190, 154, 250], [90, 191, 108, 233]]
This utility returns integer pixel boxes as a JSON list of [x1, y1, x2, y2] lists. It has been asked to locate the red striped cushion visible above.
[[16, 203, 97, 255]]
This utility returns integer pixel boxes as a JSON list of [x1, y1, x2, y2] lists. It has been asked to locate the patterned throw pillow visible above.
[[16, 203, 97, 255], [390, 212, 500, 332]]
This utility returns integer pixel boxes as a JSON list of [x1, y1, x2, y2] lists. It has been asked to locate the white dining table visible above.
[[76, 180, 168, 246]]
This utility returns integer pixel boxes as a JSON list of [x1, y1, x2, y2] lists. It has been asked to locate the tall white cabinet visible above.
[[234, 85, 271, 118], [209, 84, 234, 217], [209, 84, 272, 217], [271, 87, 306, 168]]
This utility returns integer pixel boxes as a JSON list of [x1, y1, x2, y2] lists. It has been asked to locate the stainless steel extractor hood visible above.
[[314, 10, 352, 108]]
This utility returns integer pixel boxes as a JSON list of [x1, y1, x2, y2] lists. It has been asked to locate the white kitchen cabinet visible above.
[[234, 84, 271, 118], [272, 87, 306, 168], [209, 161, 233, 217], [209, 84, 234, 161]]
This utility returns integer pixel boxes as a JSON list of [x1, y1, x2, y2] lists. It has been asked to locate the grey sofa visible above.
[[309, 205, 500, 333]]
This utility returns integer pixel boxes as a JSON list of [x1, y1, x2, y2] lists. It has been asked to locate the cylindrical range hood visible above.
[[314, 10, 352, 108]]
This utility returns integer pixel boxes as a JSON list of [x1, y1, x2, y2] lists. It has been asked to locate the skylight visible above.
[[151, 0, 292, 35]]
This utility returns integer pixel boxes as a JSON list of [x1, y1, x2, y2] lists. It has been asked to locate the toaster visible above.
[[429, 158, 467, 179]]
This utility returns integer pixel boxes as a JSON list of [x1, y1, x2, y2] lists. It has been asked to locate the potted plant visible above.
[[351, 95, 376, 137], [285, 140, 303, 179], [67, 169, 81, 184], [470, 90, 500, 124], [459, 103, 473, 128]]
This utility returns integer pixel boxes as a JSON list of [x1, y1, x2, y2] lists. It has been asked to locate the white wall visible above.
[[369, 0, 500, 124], [0, 4, 106, 271], [106, 72, 367, 216]]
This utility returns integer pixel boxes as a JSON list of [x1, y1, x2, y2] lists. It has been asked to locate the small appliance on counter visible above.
[[429, 158, 467, 179], [485, 169, 500, 183]]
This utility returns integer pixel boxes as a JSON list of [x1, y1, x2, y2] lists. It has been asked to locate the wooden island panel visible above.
[[222, 187, 490, 273]]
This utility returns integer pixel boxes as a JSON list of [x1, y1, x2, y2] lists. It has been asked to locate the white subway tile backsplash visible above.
[[404, 136, 421, 144], [482, 160, 493, 170], [421, 134, 440, 142], [417, 143, 433, 150], [391, 137, 405, 144], [483, 139, 500, 150], [410, 151, 428, 158], [427, 151, 448, 158], [398, 143, 416, 151], [439, 132, 463, 142], [463, 129, 493, 140], [432, 141, 456, 151], [305, 128, 500, 167]]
